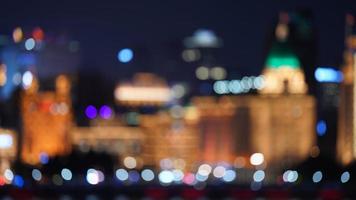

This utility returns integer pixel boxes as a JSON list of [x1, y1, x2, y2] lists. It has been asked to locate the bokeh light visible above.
[[196, 66, 209, 80], [85, 105, 97, 119], [0, 134, 13, 149], [141, 169, 155, 182], [4, 169, 14, 182], [116, 169, 129, 181], [316, 120, 327, 136], [128, 170, 140, 183], [32, 169, 42, 181], [32, 27, 44, 41], [160, 158, 173, 170], [183, 173, 195, 185], [123, 156, 137, 169], [253, 170, 265, 182], [341, 171, 350, 183], [312, 171, 322, 183], [210, 66, 226, 80], [12, 27, 23, 43], [13, 175, 24, 188], [213, 166, 226, 178], [39, 152, 49, 165], [25, 38, 36, 51], [250, 153, 264, 166], [86, 169, 99, 185], [158, 170, 174, 184], [99, 105, 112, 119], [182, 49, 200, 62], [171, 84, 186, 99], [172, 169, 184, 182], [61, 168, 73, 181], [222, 170, 236, 182], [117, 48, 133, 63], [22, 71, 33, 89], [197, 164, 212, 177], [282, 170, 298, 183]]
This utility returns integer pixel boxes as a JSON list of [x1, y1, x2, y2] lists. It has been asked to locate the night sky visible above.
[[1, 0, 356, 81]]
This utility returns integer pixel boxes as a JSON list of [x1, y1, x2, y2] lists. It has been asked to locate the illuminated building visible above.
[[141, 107, 200, 171], [337, 14, 356, 165], [70, 112, 200, 171], [0, 129, 17, 175], [193, 13, 315, 168], [70, 120, 145, 160], [183, 29, 227, 95], [71, 73, 200, 171], [260, 12, 308, 95], [193, 95, 315, 168], [192, 97, 236, 163], [0, 27, 80, 100], [21, 74, 72, 164], [115, 73, 199, 170]]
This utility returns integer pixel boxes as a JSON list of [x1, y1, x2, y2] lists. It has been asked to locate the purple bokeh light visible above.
[[85, 105, 97, 119], [99, 105, 112, 119]]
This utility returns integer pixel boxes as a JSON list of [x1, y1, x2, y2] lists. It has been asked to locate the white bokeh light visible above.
[[250, 153, 264, 166]]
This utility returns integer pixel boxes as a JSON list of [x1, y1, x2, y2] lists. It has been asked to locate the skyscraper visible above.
[[337, 14, 356, 165]]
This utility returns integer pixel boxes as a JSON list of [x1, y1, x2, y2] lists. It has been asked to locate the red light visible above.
[[0, 177, 6, 186], [32, 27, 44, 41]]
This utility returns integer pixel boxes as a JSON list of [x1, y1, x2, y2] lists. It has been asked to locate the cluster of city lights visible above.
[[195, 66, 227, 80], [0, 153, 353, 189], [213, 76, 265, 95], [85, 105, 113, 120], [1, 167, 352, 188], [13, 27, 45, 51]]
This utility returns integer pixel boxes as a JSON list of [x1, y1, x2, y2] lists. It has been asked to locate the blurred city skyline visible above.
[[2, 1, 356, 198], [1, 0, 355, 81]]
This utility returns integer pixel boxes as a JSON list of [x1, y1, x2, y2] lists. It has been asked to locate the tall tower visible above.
[[256, 12, 315, 168], [260, 12, 308, 95], [337, 14, 356, 165], [21, 74, 72, 164]]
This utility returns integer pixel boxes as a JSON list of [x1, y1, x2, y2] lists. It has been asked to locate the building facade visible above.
[[21, 75, 72, 164], [337, 18, 356, 165], [193, 95, 315, 169]]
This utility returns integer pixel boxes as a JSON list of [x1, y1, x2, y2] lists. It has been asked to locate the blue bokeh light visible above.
[[314, 67, 343, 83], [316, 120, 327, 136], [39, 152, 49, 164], [117, 48, 133, 63], [13, 175, 24, 188], [25, 38, 35, 51]]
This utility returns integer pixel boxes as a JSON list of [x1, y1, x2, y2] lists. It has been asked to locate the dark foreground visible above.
[[0, 184, 355, 200]]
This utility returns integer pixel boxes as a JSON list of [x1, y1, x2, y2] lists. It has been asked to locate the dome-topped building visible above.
[[260, 13, 308, 95]]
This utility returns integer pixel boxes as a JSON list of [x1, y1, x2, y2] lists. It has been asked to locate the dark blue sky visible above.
[[1, 0, 356, 81]]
